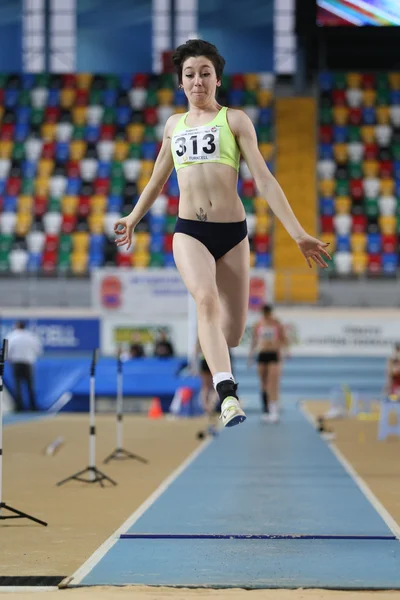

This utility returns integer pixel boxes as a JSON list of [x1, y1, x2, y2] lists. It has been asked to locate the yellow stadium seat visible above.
[[140, 159, 155, 177], [62, 195, 79, 215], [72, 106, 87, 126], [244, 73, 259, 91], [335, 196, 351, 214], [70, 140, 86, 161], [249, 251, 256, 268], [362, 90, 376, 107], [320, 232, 335, 251], [114, 140, 128, 161], [137, 175, 150, 195], [347, 73, 362, 89], [18, 195, 33, 213], [127, 124, 144, 143], [158, 88, 174, 106], [257, 90, 272, 107], [16, 213, 32, 236], [363, 160, 379, 178], [132, 251, 150, 268], [0, 106, 4, 122], [259, 142, 274, 161], [174, 106, 186, 114], [380, 178, 395, 195], [254, 199, 269, 216], [351, 233, 367, 253], [35, 176, 49, 196], [70, 252, 88, 275], [90, 195, 107, 214], [379, 215, 396, 234], [38, 158, 54, 178], [88, 213, 104, 233], [134, 232, 150, 252], [255, 214, 270, 234], [76, 73, 92, 89], [361, 126, 376, 144], [376, 106, 390, 125], [60, 88, 76, 109], [333, 106, 348, 126], [0, 141, 12, 159], [319, 179, 335, 197], [389, 73, 400, 90], [352, 251, 367, 274], [72, 231, 89, 252], [333, 143, 348, 163], [41, 122, 56, 141]]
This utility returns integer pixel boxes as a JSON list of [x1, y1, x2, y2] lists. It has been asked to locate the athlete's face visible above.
[[181, 56, 220, 107]]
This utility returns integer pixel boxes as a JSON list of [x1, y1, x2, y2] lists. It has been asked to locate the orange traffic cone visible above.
[[148, 397, 163, 419]]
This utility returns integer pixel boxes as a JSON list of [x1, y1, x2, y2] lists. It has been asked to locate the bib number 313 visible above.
[[173, 126, 220, 163]]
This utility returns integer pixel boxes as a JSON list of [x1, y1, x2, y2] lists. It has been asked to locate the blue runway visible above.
[[75, 405, 400, 589]]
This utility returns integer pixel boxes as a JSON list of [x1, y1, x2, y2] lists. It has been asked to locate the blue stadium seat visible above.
[[150, 233, 164, 253], [367, 232, 381, 253], [85, 124, 100, 143], [255, 253, 271, 268], [333, 125, 348, 143], [391, 91, 400, 104], [107, 194, 122, 212], [362, 107, 376, 125], [336, 234, 351, 252], [174, 89, 187, 106], [47, 89, 60, 107], [3, 196, 17, 212], [89, 234, 105, 251], [102, 89, 117, 107], [141, 141, 157, 160], [116, 107, 132, 126], [119, 74, 131, 91], [21, 74, 35, 90], [382, 253, 398, 274], [27, 253, 42, 272], [88, 253, 104, 268], [22, 160, 37, 178], [55, 142, 70, 162], [149, 215, 166, 234], [318, 72, 333, 91], [320, 197, 335, 216], [15, 123, 29, 142], [258, 108, 272, 126], [167, 179, 179, 196], [319, 143, 334, 160], [98, 161, 111, 178], [163, 252, 176, 267], [66, 178, 81, 195], [16, 106, 31, 124], [5, 89, 18, 108], [228, 89, 244, 107], [394, 160, 400, 180], [0, 180, 5, 195]]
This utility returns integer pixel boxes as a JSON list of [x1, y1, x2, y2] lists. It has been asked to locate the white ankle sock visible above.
[[213, 372, 235, 390]]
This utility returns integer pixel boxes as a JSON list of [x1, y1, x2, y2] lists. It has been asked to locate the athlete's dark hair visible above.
[[262, 305, 272, 316], [172, 39, 226, 85]]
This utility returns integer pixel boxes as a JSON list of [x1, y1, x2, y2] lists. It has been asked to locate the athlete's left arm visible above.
[[230, 110, 331, 269]]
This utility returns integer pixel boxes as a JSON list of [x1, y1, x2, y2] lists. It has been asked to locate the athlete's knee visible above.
[[195, 290, 219, 318], [225, 331, 243, 348]]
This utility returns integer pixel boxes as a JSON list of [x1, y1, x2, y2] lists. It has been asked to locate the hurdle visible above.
[[0, 339, 47, 525]]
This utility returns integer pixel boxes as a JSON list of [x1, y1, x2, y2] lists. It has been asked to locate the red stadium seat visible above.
[[164, 233, 174, 253], [368, 253, 382, 274], [93, 177, 110, 195], [349, 108, 362, 125], [44, 234, 58, 252], [332, 90, 346, 105], [352, 214, 367, 233], [319, 125, 333, 144], [78, 196, 90, 218], [61, 214, 77, 234], [382, 234, 397, 253], [349, 179, 364, 200], [321, 215, 334, 233]]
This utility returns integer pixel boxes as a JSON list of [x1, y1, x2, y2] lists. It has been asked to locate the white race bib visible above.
[[172, 125, 221, 164]]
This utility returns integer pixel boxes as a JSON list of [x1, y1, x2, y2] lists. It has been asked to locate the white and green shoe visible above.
[[219, 396, 246, 428]]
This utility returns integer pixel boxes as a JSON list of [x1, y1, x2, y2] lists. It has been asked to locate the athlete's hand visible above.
[[114, 216, 135, 250], [296, 233, 331, 269]]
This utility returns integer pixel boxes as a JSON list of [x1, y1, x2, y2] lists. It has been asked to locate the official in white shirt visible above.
[[7, 321, 43, 411]]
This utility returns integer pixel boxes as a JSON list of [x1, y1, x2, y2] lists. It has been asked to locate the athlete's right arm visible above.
[[248, 323, 258, 366], [114, 116, 176, 249]]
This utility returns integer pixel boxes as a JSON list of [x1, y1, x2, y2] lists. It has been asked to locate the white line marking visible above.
[[300, 402, 400, 541], [66, 436, 213, 587]]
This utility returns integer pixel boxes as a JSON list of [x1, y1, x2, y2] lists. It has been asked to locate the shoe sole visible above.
[[224, 413, 247, 428]]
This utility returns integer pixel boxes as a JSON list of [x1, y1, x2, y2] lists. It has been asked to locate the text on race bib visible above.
[[172, 125, 221, 164]]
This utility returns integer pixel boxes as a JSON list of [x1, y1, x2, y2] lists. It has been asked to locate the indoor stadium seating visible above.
[[318, 71, 400, 276], [0, 72, 274, 275]]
